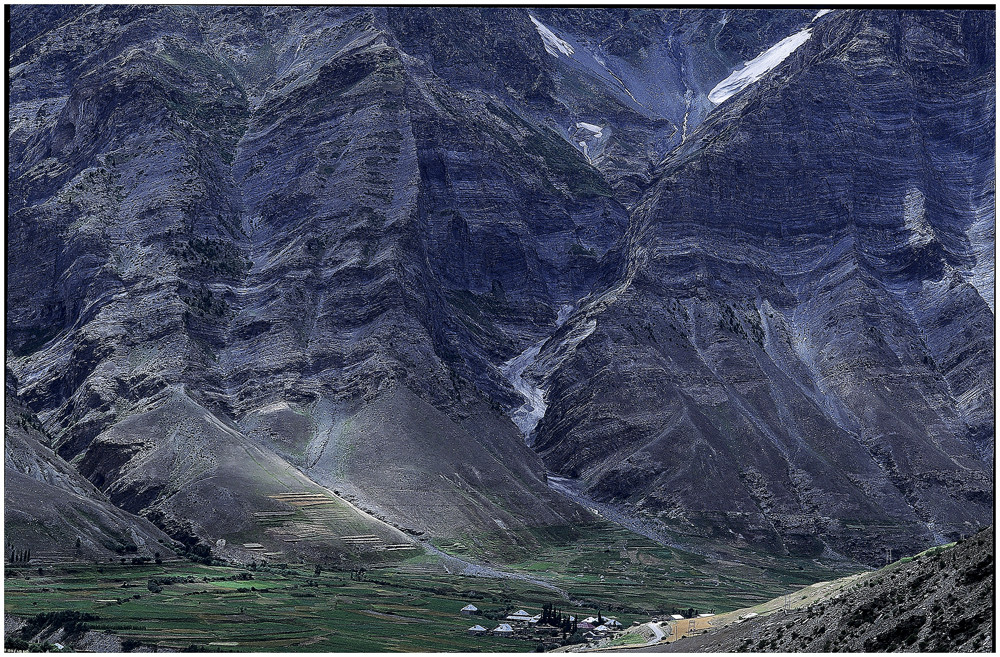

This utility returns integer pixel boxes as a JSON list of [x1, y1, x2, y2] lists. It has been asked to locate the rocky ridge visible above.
[[5, 370, 171, 561], [656, 527, 994, 652]]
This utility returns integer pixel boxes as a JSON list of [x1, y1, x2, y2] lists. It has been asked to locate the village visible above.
[[455, 601, 718, 650]]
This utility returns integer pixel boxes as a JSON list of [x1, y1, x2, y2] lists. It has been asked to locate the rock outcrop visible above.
[[5, 371, 172, 560], [659, 527, 994, 652]]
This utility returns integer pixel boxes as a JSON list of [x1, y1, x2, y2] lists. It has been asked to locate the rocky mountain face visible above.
[[7, 7, 993, 566], [5, 370, 171, 560], [661, 527, 994, 652], [530, 9, 994, 563]]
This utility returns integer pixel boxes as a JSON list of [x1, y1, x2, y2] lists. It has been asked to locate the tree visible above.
[[314, 564, 322, 576]]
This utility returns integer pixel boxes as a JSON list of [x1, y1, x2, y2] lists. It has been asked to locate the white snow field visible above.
[[529, 15, 574, 58], [708, 27, 813, 104]]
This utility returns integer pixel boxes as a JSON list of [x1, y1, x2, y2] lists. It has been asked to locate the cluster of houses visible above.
[[460, 604, 623, 641]]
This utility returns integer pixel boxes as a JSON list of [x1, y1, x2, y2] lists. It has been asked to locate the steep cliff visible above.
[[531, 9, 994, 563], [7, 5, 625, 550]]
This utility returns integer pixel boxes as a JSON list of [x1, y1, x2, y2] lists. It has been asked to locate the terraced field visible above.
[[5, 561, 541, 651], [5, 521, 861, 651], [232, 490, 419, 563], [438, 522, 858, 615]]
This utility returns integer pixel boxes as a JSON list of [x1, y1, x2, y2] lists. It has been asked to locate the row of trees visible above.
[[539, 603, 580, 636], [9, 548, 31, 563]]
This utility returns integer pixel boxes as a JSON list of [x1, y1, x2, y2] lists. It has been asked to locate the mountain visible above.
[[530, 9, 994, 564], [6, 7, 994, 567], [5, 370, 171, 560], [7, 5, 631, 556]]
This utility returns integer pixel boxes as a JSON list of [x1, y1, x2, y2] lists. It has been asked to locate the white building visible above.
[[506, 609, 533, 623], [493, 623, 514, 636]]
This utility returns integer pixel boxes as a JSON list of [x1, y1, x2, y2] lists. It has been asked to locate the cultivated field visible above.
[[5, 521, 860, 652]]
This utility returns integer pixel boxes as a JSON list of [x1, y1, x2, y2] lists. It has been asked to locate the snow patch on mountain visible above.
[[529, 15, 574, 58], [709, 27, 813, 104], [570, 122, 607, 163]]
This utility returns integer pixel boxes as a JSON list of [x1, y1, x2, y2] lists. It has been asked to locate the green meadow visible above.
[[6, 561, 537, 652], [438, 522, 856, 614], [5, 522, 858, 652]]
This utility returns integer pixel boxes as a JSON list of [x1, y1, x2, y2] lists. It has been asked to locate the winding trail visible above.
[[546, 476, 729, 560], [644, 621, 667, 644], [323, 480, 572, 596]]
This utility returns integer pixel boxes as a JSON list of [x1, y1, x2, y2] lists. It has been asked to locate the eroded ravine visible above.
[[500, 304, 573, 445]]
